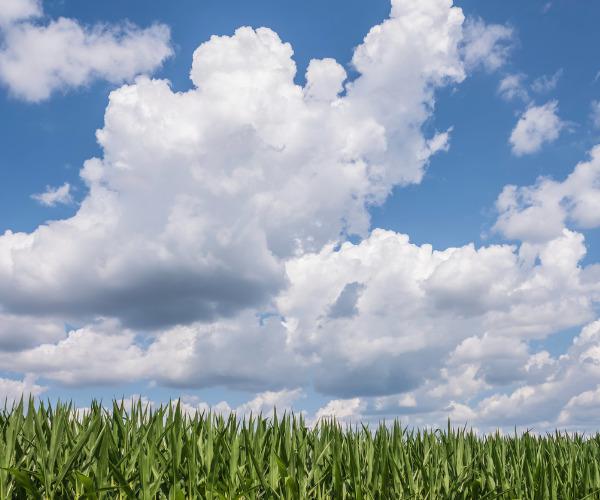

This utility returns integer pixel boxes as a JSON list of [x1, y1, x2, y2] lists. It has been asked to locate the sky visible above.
[[0, 0, 600, 431]]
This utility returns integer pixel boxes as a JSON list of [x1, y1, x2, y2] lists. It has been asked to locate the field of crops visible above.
[[0, 400, 600, 499]]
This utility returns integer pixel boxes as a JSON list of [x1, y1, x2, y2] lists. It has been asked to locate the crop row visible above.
[[0, 399, 599, 498]]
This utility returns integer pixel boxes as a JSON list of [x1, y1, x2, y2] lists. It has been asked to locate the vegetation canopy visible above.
[[0, 399, 599, 498]]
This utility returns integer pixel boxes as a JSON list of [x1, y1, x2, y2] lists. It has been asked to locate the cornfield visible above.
[[1, 399, 600, 498]]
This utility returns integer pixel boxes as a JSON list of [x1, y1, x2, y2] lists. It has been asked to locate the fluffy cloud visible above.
[[276, 227, 597, 397], [461, 17, 513, 72], [0, 0, 40, 27], [495, 145, 600, 242], [0, 1, 172, 101], [509, 101, 564, 156], [0, 0, 468, 329], [309, 320, 600, 431], [498, 70, 562, 104], [4, 225, 597, 406], [498, 73, 529, 102], [2, 0, 599, 431], [315, 398, 366, 422], [463, 320, 600, 429], [0, 375, 46, 402], [31, 182, 73, 206], [110, 388, 304, 419]]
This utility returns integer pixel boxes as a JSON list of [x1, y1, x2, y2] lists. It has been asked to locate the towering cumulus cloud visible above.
[[2, 0, 599, 431], [0, 0, 466, 328]]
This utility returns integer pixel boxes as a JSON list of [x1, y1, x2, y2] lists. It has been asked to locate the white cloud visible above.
[[235, 388, 305, 416], [315, 398, 366, 422], [0, 1, 172, 101], [276, 227, 597, 397], [461, 17, 513, 72], [122, 388, 304, 419], [460, 320, 600, 430], [0, 0, 598, 431], [509, 101, 564, 156], [531, 69, 562, 94], [0, 0, 40, 27], [0, 374, 45, 402], [31, 182, 73, 206], [0, 319, 146, 386], [7, 224, 597, 405], [495, 145, 600, 242], [498, 73, 529, 102], [498, 70, 561, 104], [303, 58, 346, 101], [0, 0, 466, 329]]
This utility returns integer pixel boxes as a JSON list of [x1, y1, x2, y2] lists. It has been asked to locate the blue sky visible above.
[[1, 0, 600, 429]]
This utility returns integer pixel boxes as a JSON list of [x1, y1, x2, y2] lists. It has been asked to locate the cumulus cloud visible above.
[[310, 321, 600, 432], [0, 0, 599, 432], [0, 0, 467, 329], [461, 17, 513, 72], [111, 388, 304, 419], [498, 70, 561, 104], [4, 224, 597, 407], [31, 182, 73, 206], [276, 227, 598, 397], [0, 0, 41, 27], [495, 145, 600, 242], [303, 58, 346, 101], [498, 73, 529, 102], [0, 375, 45, 403], [0, 0, 172, 101], [315, 398, 366, 423], [459, 320, 600, 430], [509, 101, 564, 155]]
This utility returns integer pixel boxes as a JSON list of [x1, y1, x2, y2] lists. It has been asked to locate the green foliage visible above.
[[0, 398, 599, 498]]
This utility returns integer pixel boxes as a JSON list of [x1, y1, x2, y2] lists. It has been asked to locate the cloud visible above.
[[531, 69, 562, 94], [235, 388, 305, 416], [315, 398, 366, 422], [0, 0, 467, 329], [6, 224, 598, 404], [461, 17, 513, 72], [498, 73, 529, 102], [509, 101, 564, 156], [0, 374, 46, 403], [462, 320, 600, 430], [327, 281, 365, 319], [303, 58, 346, 101], [276, 227, 597, 397], [0, 1, 172, 101], [0, 0, 41, 27], [31, 182, 73, 206], [0, 0, 599, 431], [310, 320, 600, 431], [107, 388, 304, 419], [498, 70, 562, 104], [0, 313, 65, 351], [495, 145, 600, 242]]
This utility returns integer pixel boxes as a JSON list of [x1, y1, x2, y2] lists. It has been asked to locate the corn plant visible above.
[[0, 398, 599, 498]]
